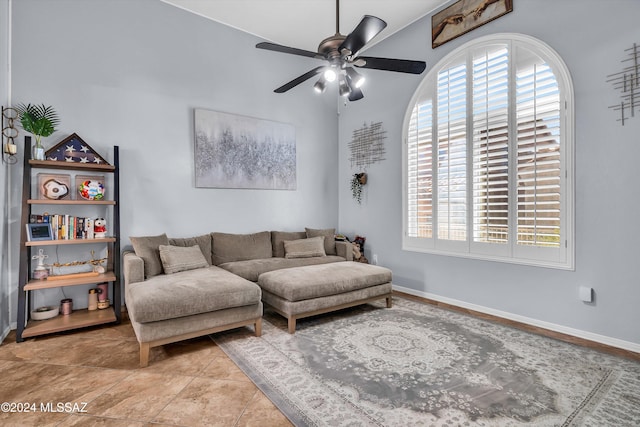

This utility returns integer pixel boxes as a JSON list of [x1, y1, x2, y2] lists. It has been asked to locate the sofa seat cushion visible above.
[[126, 266, 261, 323], [219, 256, 346, 282], [258, 261, 392, 302]]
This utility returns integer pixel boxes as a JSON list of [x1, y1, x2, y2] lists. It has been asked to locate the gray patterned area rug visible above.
[[213, 297, 640, 426]]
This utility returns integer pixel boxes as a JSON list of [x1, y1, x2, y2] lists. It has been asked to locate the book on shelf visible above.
[[29, 214, 100, 240]]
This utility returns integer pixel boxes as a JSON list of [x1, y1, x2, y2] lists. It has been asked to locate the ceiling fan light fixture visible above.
[[345, 67, 365, 89], [339, 76, 352, 97], [313, 77, 327, 93], [324, 68, 337, 82]]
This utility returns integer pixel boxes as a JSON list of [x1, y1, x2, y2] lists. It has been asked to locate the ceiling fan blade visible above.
[[339, 15, 387, 56], [354, 56, 426, 74], [348, 87, 364, 101], [274, 66, 325, 93], [256, 42, 323, 60]]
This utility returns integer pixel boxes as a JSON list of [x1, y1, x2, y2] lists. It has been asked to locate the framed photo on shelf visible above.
[[75, 175, 106, 201], [26, 223, 54, 242], [37, 173, 71, 200]]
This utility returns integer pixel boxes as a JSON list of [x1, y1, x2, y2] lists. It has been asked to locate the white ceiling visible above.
[[162, 0, 448, 53]]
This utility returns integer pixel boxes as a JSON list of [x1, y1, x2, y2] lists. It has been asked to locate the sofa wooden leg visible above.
[[386, 296, 393, 308], [255, 318, 262, 337], [288, 317, 296, 334], [140, 342, 150, 368]]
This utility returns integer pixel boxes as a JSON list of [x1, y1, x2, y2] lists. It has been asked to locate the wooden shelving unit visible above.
[[16, 137, 121, 342], [22, 308, 117, 338]]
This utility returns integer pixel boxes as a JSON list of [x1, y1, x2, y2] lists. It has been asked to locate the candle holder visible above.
[[2, 106, 19, 165]]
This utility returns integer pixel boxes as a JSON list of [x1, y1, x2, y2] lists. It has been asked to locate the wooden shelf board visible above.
[[29, 160, 115, 172], [25, 271, 116, 290], [22, 307, 117, 338], [28, 199, 116, 205], [26, 237, 116, 247]]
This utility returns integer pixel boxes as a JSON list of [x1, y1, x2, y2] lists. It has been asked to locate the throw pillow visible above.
[[284, 236, 326, 259], [158, 245, 209, 274], [305, 227, 336, 255], [130, 233, 169, 278], [169, 234, 212, 265], [271, 230, 307, 258]]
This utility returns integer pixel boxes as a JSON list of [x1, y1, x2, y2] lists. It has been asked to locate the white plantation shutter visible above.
[[515, 59, 561, 248], [472, 47, 510, 245], [437, 63, 467, 241], [407, 102, 433, 238], [404, 35, 573, 269]]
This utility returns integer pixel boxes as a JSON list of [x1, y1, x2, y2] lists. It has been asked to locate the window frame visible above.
[[402, 34, 574, 270]]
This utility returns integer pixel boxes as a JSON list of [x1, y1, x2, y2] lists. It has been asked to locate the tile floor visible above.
[[0, 316, 292, 427]]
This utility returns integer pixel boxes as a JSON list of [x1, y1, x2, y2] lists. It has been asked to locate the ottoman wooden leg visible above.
[[288, 317, 296, 334], [386, 296, 393, 308]]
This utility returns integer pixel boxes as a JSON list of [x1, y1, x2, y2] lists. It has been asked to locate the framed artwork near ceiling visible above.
[[194, 109, 296, 190], [432, 0, 513, 48]]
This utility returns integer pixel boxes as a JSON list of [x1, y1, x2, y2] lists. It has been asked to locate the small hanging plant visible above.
[[351, 173, 367, 204]]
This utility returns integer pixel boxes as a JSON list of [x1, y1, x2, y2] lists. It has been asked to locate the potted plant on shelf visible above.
[[15, 103, 60, 160], [351, 172, 367, 204]]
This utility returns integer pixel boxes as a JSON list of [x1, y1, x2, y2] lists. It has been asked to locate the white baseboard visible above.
[[393, 284, 640, 354]]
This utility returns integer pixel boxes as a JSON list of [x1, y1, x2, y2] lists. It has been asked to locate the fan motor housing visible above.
[[318, 34, 347, 60]]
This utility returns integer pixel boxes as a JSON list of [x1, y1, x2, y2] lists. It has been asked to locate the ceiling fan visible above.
[[256, 0, 427, 101]]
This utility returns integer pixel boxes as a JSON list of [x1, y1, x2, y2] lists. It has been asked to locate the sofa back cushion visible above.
[[212, 231, 272, 265], [169, 234, 212, 265], [130, 233, 169, 278], [271, 230, 307, 258]]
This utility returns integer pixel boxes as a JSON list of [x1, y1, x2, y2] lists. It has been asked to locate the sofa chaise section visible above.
[[123, 244, 262, 367]]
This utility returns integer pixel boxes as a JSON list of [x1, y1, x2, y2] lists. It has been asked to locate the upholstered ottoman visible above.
[[258, 261, 393, 333]]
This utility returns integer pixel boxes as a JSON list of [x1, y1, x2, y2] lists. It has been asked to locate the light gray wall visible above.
[[6, 0, 338, 324], [338, 0, 640, 348], [1, 0, 10, 341]]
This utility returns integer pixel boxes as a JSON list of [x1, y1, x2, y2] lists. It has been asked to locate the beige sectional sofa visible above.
[[124, 228, 392, 367]]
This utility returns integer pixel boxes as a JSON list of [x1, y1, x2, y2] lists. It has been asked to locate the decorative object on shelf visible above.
[[348, 122, 387, 169], [97, 282, 108, 302], [607, 42, 639, 125], [14, 103, 60, 160], [45, 133, 107, 164], [88, 288, 98, 311], [2, 106, 19, 164], [37, 173, 71, 200], [432, 0, 513, 49], [76, 175, 105, 200], [97, 299, 110, 310], [93, 218, 107, 238], [350, 172, 367, 204], [60, 298, 73, 315], [194, 109, 297, 190], [31, 249, 49, 280], [31, 306, 59, 321], [48, 250, 107, 276], [25, 223, 54, 242]]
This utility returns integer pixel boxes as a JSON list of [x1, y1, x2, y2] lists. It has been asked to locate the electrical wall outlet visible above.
[[372, 254, 378, 265]]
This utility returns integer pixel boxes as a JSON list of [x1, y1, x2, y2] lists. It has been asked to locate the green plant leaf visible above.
[[15, 103, 60, 138]]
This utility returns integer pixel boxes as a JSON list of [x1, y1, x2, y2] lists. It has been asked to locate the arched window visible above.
[[403, 34, 574, 269]]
